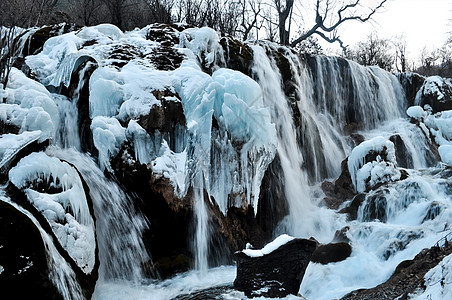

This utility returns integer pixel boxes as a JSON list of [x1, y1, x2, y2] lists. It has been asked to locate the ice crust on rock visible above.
[[348, 136, 400, 193], [9, 152, 96, 273], [0, 131, 42, 169], [1, 68, 59, 141], [23, 23, 277, 213], [242, 234, 295, 257]]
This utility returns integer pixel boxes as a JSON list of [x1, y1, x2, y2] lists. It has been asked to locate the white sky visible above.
[[320, 0, 452, 62]]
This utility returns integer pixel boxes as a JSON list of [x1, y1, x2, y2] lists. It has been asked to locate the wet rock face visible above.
[[397, 72, 426, 107], [234, 238, 318, 298], [0, 201, 62, 300], [322, 158, 356, 210]]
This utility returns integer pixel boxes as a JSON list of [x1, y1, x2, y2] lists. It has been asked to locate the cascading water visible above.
[[3, 24, 452, 300], [47, 147, 151, 281]]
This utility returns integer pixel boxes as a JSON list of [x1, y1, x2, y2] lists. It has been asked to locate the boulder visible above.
[[0, 201, 62, 299], [311, 242, 352, 264], [234, 236, 318, 298], [415, 76, 452, 113]]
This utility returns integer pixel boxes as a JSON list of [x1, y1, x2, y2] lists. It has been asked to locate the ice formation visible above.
[[1, 68, 59, 141], [348, 136, 400, 193], [9, 152, 96, 273], [3, 23, 452, 300]]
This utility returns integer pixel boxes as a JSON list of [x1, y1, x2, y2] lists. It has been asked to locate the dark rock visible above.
[[145, 24, 184, 71], [0, 201, 62, 299], [332, 226, 351, 243], [390, 134, 413, 169], [341, 242, 452, 300], [257, 154, 290, 245], [338, 194, 366, 221], [0, 119, 20, 135], [138, 96, 186, 134], [311, 242, 352, 264], [234, 238, 318, 298], [219, 37, 254, 77], [322, 158, 356, 210], [397, 72, 426, 107]]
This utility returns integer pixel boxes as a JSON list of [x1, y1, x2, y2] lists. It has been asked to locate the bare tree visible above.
[[347, 31, 394, 71], [0, 27, 19, 91], [393, 35, 408, 73], [271, 0, 387, 50]]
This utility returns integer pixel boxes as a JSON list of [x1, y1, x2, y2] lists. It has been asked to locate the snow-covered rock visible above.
[[348, 136, 401, 193], [234, 235, 318, 298]]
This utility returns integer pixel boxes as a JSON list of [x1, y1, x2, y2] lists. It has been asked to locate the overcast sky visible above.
[[323, 0, 452, 62]]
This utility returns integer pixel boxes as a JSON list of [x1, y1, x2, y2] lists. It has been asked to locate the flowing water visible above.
[[4, 25, 452, 300]]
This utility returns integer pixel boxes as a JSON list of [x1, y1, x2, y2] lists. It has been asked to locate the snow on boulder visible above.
[[1, 68, 59, 141], [415, 76, 452, 113], [242, 234, 295, 257], [9, 152, 97, 274], [234, 234, 318, 298], [406, 106, 427, 121], [348, 136, 401, 193], [76, 23, 125, 42]]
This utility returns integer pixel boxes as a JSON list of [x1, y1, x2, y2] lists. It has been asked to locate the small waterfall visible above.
[[251, 44, 315, 238], [53, 61, 94, 150], [193, 171, 209, 274], [46, 147, 151, 281]]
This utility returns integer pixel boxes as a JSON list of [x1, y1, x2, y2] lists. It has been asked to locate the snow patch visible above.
[[242, 234, 295, 258]]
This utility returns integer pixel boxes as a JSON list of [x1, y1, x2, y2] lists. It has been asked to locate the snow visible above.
[[415, 76, 452, 103], [410, 253, 452, 300], [26, 33, 84, 86], [89, 66, 125, 118], [348, 136, 400, 193], [179, 27, 220, 68], [0, 131, 41, 169], [406, 106, 426, 120], [1, 68, 59, 141], [76, 24, 125, 42], [242, 234, 295, 258], [8, 152, 96, 274]]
